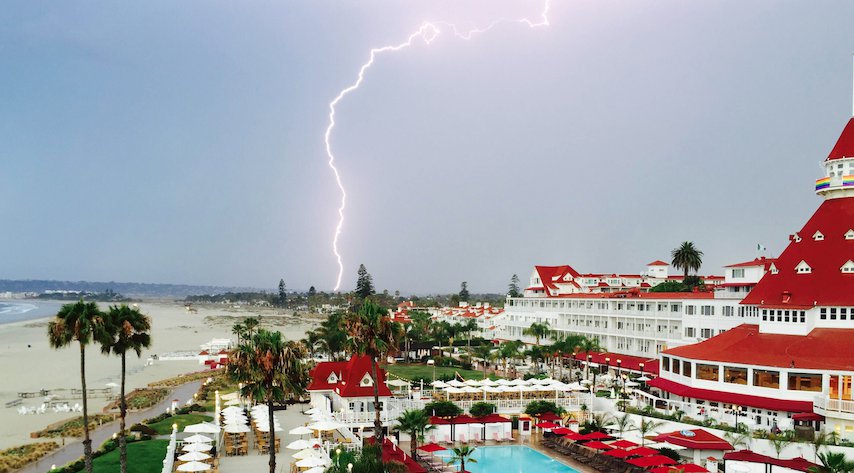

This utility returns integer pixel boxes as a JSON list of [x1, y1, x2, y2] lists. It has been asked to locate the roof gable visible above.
[[827, 117, 854, 161]]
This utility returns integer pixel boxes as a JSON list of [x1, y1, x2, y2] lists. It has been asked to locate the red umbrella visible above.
[[627, 455, 678, 468], [552, 428, 572, 435], [611, 440, 639, 448], [579, 431, 610, 441], [584, 441, 614, 450], [564, 431, 585, 441], [627, 446, 660, 457], [603, 449, 633, 458], [418, 443, 446, 453], [649, 464, 708, 473], [536, 421, 559, 429]]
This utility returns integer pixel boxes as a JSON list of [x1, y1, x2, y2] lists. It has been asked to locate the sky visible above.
[[2, 0, 854, 294]]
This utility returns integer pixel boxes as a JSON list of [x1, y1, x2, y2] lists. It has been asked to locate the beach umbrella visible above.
[[287, 439, 321, 450], [387, 379, 410, 388], [627, 447, 659, 457], [418, 443, 446, 452], [463, 379, 481, 386], [309, 421, 343, 431], [496, 379, 513, 386], [183, 434, 213, 443], [290, 426, 314, 435], [256, 423, 283, 432], [184, 423, 220, 434], [431, 381, 449, 388], [178, 451, 211, 462], [182, 443, 213, 453], [481, 379, 499, 387], [293, 448, 323, 459], [446, 380, 465, 387], [626, 455, 678, 468], [610, 440, 638, 449], [221, 406, 242, 414], [295, 457, 331, 468], [649, 465, 708, 473], [224, 424, 250, 433], [176, 461, 210, 472], [584, 441, 614, 450]]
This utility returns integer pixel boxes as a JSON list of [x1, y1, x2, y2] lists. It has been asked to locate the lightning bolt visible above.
[[324, 1, 552, 291]]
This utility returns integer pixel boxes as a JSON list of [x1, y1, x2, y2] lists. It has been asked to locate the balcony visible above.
[[814, 395, 854, 421]]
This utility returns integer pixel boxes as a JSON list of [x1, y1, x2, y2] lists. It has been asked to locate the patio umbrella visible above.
[[293, 448, 323, 459], [176, 461, 211, 472], [603, 449, 633, 458], [610, 440, 639, 449], [481, 379, 499, 387], [431, 381, 449, 388], [418, 443, 446, 452], [221, 406, 242, 414], [627, 455, 678, 468], [387, 379, 410, 388], [625, 381, 640, 387], [584, 441, 614, 450], [649, 465, 708, 473], [579, 431, 610, 441], [182, 443, 213, 453], [535, 422, 558, 429], [446, 380, 465, 387], [183, 423, 220, 434], [295, 457, 331, 468], [178, 451, 211, 462], [552, 428, 571, 435], [496, 379, 513, 386], [183, 434, 213, 443], [256, 423, 283, 432], [287, 439, 322, 450], [463, 379, 481, 386], [290, 426, 314, 435], [627, 447, 659, 457], [224, 424, 250, 433], [637, 375, 651, 382], [309, 421, 343, 431]]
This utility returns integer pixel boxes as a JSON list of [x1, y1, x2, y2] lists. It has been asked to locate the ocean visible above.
[[0, 300, 65, 324]]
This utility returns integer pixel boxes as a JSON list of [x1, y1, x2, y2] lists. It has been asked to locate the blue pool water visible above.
[[434, 445, 578, 473]]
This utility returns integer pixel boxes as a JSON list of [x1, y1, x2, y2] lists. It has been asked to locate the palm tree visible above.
[[810, 452, 854, 473], [448, 445, 478, 473], [614, 413, 636, 438], [344, 300, 403, 447], [671, 241, 704, 280], [724, 431, 751, 450], [243, 316, 261, 338], [578, 337, 602, 380], [582, 413, 615, 433], [232, 321, 246, 344], [228, 329, 309, 473], [102, 305, 152, 473], [769, 430, 795, 459], [396, 409, 435, 460], [47, 300, 110, 473], [498, 341, 521, 375], [471, 345, 494, 378], [523, 322, 551, 345], [638, 418, 664, 446], [811, 430, 835, 461]]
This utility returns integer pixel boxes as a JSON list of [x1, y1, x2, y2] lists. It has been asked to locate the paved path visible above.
[[21, 381, 202, 473]]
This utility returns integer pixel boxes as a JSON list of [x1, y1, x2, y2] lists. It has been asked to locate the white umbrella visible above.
[[178, 451, 211, 462], [625, 380, 640, 387], [295, 457, 331, 468], [183, 434, 213, 443], [304, 468, 326, 473], [431, 381, 448, 388], [176, 461, 211, 472], [182, 443, 213, 452], [463, 379, 481, 386], [496, 379, 513, 386], [484, 386, 502, 393], [287, 439, 321, 450], [386, 379, 410, 387], [256, 423, 284, 432], [183, 423, 220, 434], [637, 375, 651, 382], [508, 379, 523, 386], [304, 407, 322, 415], [462, 386, 481, 394], [446, 380, 465, 387], [290, 426, 314, 435], [481, 379, 499, 387], [444, 387, 464, 394], [293, 448, 322, 459], [224, 424, 250, 433], [308, 421, 343, 431], [221, 406, 242, 414]]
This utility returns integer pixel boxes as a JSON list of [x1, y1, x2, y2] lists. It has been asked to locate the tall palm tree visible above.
[[243, 316, 261, 338], [812, 430, 835, 461], [232, 321, 246, 345], [523, 321, 551, 345], [498, 341, 521, 375], [578, 337, 602, 380], [638, 418, 664, 446], [396, 409, 435, 460], [471, 345, 494, 378], [769, 430, 795, 459], [614, 413, 636, 438], [448, 445, 478, 473], [228, 329, 309, 473], [102, 305, 151, 473], [47, 300, 110, 473], [671, 241, 704, 280], [344, 300, 403, 447]]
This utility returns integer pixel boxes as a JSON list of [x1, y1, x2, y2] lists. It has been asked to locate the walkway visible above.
[[20, 381, 202, 473]]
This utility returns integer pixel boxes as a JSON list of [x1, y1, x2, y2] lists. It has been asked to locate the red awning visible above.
[[627, 455, 678, 468], [649, 464, 708, 473], [792, 413, 824, 422], [652, 429, 733, 451], [723, 450, 819, 473], [429, 416, 451, 425], [648, 377, 813, 413]]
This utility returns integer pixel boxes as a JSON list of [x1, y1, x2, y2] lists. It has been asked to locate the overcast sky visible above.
[[2, 1, 854, 294]]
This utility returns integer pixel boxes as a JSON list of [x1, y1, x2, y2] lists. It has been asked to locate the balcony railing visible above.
[[814, 395, 854, 416]]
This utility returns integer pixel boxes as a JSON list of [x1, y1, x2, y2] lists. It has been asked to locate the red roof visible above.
[[571, 351, 659, 375], [648, 377, 813, 412], [648, 260, 669, 266], [663, 323, 854, 371], [307, 356, 392, 398], [741, 198, 854, 308], [792, 412, 824, 422], [534, 265, 582, 294], [537, 412, 562, 421], [652, 429, 733, 451], [826, 117, 854, 160], [723, 450, 819, 473], [725, 257, 776, 269]]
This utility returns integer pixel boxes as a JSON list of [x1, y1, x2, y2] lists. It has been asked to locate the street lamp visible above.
[[734, 405, 744, 431], [616, 359, 623, 399]]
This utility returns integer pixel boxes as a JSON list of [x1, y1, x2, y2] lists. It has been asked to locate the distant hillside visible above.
[[0, 279, 264, 298]]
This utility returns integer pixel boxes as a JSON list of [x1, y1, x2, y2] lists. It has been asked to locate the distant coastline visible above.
[[0, 300, 64, 325]]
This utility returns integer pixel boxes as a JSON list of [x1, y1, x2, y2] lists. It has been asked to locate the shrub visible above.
[[424, 401, 462, 418], [524, 400, 563, 416], [658, 447, 682, 462], [130, 423, 157, 436], [469, 402, 496, 417]]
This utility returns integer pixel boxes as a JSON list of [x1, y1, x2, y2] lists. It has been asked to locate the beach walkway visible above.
[[19, 380, 202, 473]]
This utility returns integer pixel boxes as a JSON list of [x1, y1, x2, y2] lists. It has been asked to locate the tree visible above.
[[638, 418, 664, 446], [228, 329, 309, 473], [471, 345, 495, 378], [649, 281, 690, 293], [448, 446, 477, 473], [344, 300, 403, 447], [581, 413, 614, 434], [458, 281, 470, 303], [355, 264, 375, 299], [47, 300, 111, 473], [232, 321, 246, 345], [525, 400, 563, 417], [769, 430, 795, 459], [725, 431, 751, 450], [243, 317, 261, 339], [313, 312, 348, 360], [396, 409, 434, 460], [423, 401, 463, 418], [469, 402, 496, 417], [812, 430, 835, 461], [578, 337, 602, 380], [671, 241, 704, 280], [614, 413, 636, 438], [523, 321, 551, 346], [102, 304, 152, 473], [498, 341, 522, 375], [278, 279, 287, 307], [308, 286, 317, 297], [508, 274, 521, 298], [810, 452, 854, 473]]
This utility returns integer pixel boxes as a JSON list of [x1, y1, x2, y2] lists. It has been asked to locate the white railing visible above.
[[815, 395, 854, 416], [161, 426, 177, 473]]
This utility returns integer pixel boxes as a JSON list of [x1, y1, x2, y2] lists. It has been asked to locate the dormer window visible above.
[[359, 373, 374, 387], [813, 231, 824, 241], [845, 229, 854, 240], [795, 261, 812, 274], [842, 260, 854, 274], [770, 263, 779, 275], [327, 373, 338, 384], [792, 233, 802, 243]]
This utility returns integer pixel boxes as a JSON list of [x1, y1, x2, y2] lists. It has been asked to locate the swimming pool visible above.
[[434, 445, 578, 473]]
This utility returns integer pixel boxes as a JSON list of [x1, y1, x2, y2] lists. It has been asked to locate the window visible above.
[[796, 261, 812, 274], [845, 229, 854, 240], [821, 308, 827, 320], [672, 360, 681, 375], [685, 327, 696, 337], [753, 369, 780, 389], [842, 261, 854, 273], [724, 366, 748, 385], [697, 364, 719, 381], [662, 357, 670, 372], [701, 328, 713, 338], [683, 361, 692, 378], [701, 306, 714, 316], [732, 268, 745, 278], [813, 231, 824, 241], [723, 306, 734, 317], [686, 306, 696, 315], [831, 308, 837, 320], [788, 373, 822, 392]]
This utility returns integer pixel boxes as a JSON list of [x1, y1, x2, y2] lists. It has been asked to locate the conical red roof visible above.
[[826, 117, 854, 160]]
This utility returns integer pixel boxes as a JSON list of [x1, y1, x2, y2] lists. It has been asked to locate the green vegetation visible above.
[[524, 400, 563, 417], [649, 281, 692, 293], [395, 409, 435, 460], [34, 414, 116, 439], [449, 446, 478, 473], [385, 364, 489, 382], [0, 442, 59, 473], [671, 241, 704, 279], [146, 414, 213, 435], [424, 401, 463, 418], [468, 402, 496, 417], [90, 440, 168, 473]]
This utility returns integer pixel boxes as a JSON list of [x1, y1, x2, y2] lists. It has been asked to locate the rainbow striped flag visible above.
[[816, 177, 831, 190], [844, 175, 854, 187]]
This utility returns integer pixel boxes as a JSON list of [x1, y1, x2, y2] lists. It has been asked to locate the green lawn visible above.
[[386, 364, 498, 382], [92, 440, 168, 473], [147, 414, 213, 435]]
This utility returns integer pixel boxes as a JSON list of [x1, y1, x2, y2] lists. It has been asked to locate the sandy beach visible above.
[[0, 301, 319, 451]]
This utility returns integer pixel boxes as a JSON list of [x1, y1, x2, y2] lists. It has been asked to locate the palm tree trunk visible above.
[[268, 397, 276, 473], [410, 428, 417, 460], [119, 353, 128, 473], [80, 344, 93, 473], [371, 357, 383, 448]]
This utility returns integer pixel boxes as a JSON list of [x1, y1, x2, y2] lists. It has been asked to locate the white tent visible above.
[[183, 423, 220, 434], [176, 461, 211, 472]]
